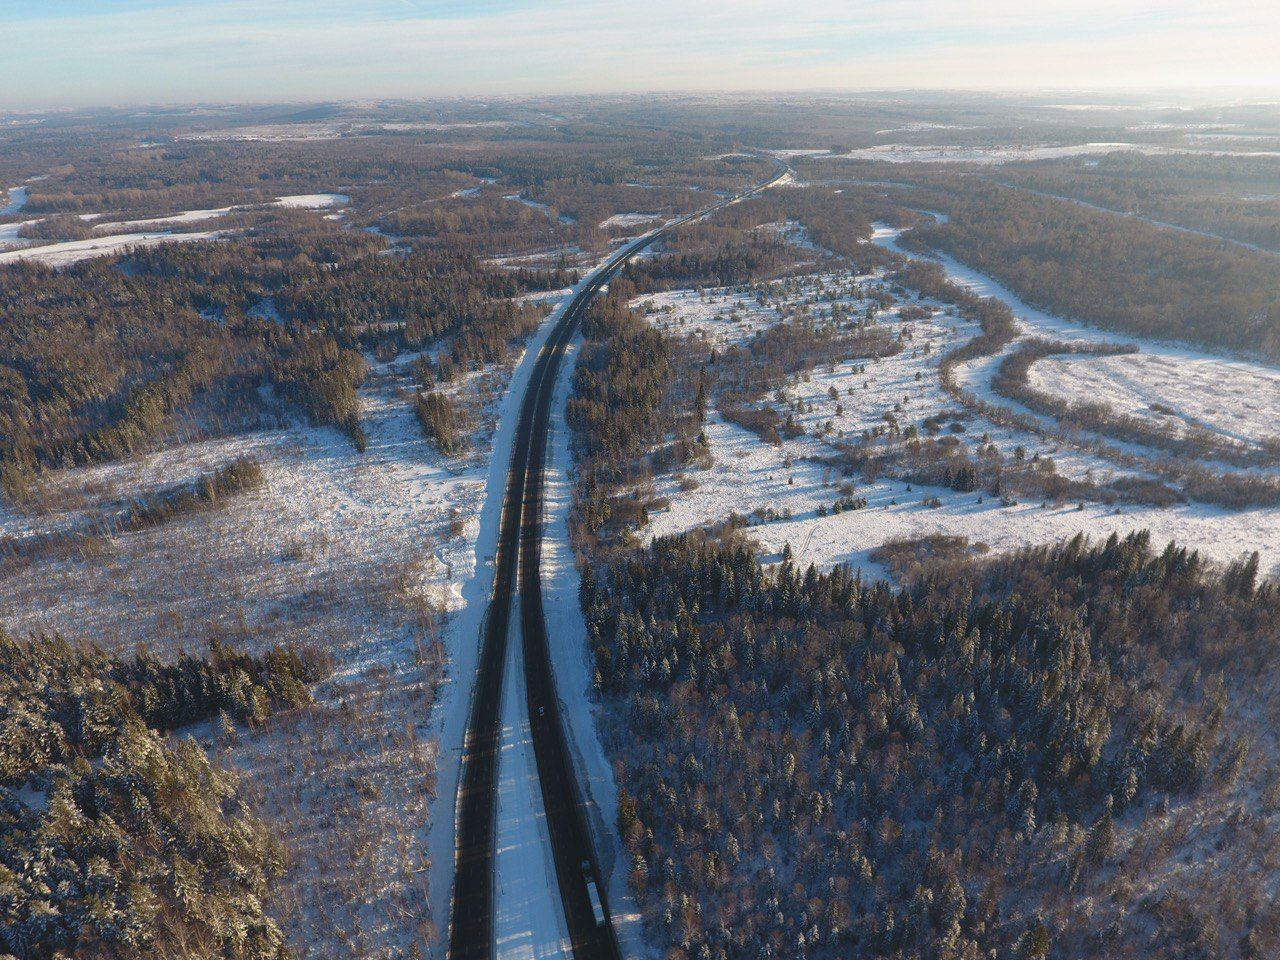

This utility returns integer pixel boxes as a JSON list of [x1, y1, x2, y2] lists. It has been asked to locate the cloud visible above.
[[2, 0, 1277, 107]]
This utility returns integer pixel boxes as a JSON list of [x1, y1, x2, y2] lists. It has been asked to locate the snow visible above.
[[0, 342, 515, 957], [0, 229, 221, 267], [503, 194, 576, 225], [635, 228, 1280, 581], [0, 193, 349, 265], [649, 408, 1280, 581], [93, 206, 235, 231], [873, 220, 1280, 457], [425, 276, 596, 945], [0, 217, 41, 249], [599, 212, 662, 231], [273, 193, 350, 209], [778, 140, 1280, 166], [430, 235, 671, 954], [1, 185, 28, 215], [494, 621, 572, 960], [1029, 351, 1280, 449], [539, 338, 650, 959]]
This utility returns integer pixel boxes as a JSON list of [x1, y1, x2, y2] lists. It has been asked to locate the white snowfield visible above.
[[503, 193, 576, 224], [0, 193, 350, 267], [872, 221, 1280, 464], [1029, 351, 1280, 449], [640, 229, 1280, 580], [1, 184, 29, 215], [0, 229, 221, 267], [0, 217, 41, 249], [424, 257, 624, 954], [273, 192, 350, 209], [774, 141, 1280, 166], [599, 212, 662, 230]]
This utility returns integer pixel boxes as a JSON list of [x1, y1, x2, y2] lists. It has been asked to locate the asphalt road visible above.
[[447, 160, 789, 960]]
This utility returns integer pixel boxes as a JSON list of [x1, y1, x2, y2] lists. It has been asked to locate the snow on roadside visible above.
[[494, 622, 572, 960], [424, 266, 608, 948], [541, 338, 652, 959]]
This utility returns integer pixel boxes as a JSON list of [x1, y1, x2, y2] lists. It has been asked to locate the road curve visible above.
[[448, 159, 789, 960]]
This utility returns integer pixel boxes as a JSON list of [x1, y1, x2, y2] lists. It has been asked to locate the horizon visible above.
[[4, 0, 1279, 110]]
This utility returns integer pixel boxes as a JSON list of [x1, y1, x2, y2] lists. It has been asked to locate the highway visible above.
[[447, 157, 789, 960]]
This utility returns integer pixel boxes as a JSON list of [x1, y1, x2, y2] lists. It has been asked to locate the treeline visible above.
[[0, 631, 330, 959], [996, 152, 1280, 253], [582, 529, 1268, 959], [568, 284, 683, 538], [622, 220, 795, 291], [0, 224, 547, 496], [907, 181, 1280, 358], [415, 390, 468, 457]]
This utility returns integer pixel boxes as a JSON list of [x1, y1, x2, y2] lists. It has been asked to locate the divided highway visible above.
[[448, 160, 789, 960]]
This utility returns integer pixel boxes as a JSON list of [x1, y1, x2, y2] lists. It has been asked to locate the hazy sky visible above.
[[3, 0, 1278, 108]]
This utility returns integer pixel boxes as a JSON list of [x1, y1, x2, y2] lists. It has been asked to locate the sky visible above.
[[2, 0, 1278, 108]]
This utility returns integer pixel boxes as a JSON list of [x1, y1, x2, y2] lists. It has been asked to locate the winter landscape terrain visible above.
[[2, 93, 1280, 960]]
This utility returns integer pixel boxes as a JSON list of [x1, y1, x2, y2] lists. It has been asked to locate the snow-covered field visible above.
[[1, 184, 28, 215], [774, 140, 1280, 165], [0, 344, 506, 954], [0, 229, 221, 267], [273, 192, 350, 209], [599, 212, 662, 230], [873, 222, 1280, 461], [503, 193, 576, 224], [637, 237, 1280, 580], [0, 192, 350, 266], [1029, 350, 1280, 449], [0, 275, 576, 956]]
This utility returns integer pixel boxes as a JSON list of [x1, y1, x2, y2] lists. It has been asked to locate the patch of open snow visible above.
[[0, 217, 42, 249], [599, 212, 662, 230], [637, 227, 1280, 582], [503, 193, 576, 225], [94, 206, 235, 232], [648, 409, 1280, 580], [494, 623, 571, 960], [273, 192, 350, 209], [1030, 351, 1280, 449], [541, 338, 651, 959], [1, 185, 29, 215], [90, 192, 349, 234], [0, 229, 221, 268], [870, 225, 1280, 463], [795, 141, 1280, 165]]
